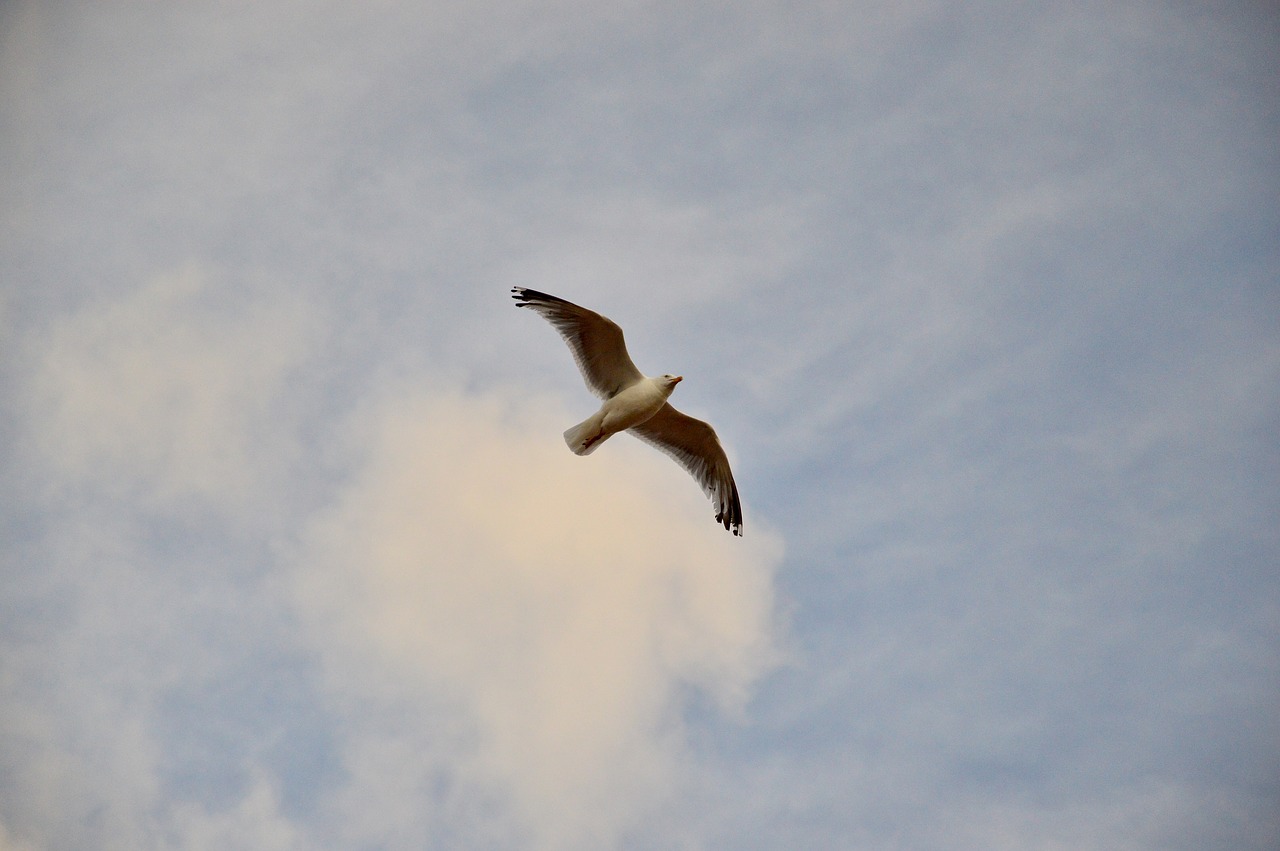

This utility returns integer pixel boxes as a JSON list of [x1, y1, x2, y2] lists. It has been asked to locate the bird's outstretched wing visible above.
[[512, 287, 644, 399], [629, 403, 743, 536]]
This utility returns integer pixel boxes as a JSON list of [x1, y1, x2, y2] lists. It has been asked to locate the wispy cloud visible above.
[[19, 269, 322, 516]]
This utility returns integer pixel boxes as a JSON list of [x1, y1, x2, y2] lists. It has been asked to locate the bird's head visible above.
[[660, 374, 683, 392]]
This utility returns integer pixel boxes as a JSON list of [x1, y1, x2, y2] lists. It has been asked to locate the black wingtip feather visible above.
[[511, 286, 566, 306], [715, 509, 743, 537]]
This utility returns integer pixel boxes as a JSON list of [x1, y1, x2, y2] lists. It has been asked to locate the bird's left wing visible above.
[[512, 287, 644, 399], [629, 403, 743, 536]]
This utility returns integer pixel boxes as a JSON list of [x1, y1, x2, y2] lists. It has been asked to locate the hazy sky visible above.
[[2, 2, 1278, 849]]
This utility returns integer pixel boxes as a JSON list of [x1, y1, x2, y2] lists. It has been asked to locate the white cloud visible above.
[[19, 267, 322, 522], [6, 267, 783, 850], [165, 773, 303, 851], [291, 387, 782, 849], [2, 270, 321, 848], [0, 821, 40, 851]]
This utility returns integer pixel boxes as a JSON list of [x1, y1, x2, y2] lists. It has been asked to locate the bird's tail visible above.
[[564, 413, 609, 456]]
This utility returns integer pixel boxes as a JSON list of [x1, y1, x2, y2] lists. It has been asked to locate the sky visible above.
[[1, 1, 1278, 849]]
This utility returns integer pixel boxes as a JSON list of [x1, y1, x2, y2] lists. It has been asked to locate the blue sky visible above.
[[2, 2, 1278, 849]]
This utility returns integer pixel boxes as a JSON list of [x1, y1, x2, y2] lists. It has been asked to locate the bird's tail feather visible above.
[[564, 414, 609, 456]]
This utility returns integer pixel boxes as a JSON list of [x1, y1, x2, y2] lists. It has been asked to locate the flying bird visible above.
[[512, 287, 743, 536]]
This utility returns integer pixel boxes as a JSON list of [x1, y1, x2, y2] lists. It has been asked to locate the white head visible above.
[[659, 373, 683, 394]]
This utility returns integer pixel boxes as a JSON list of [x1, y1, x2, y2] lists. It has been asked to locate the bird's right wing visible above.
[[629, 403, 743, 536], [512, 288, 644, 399]]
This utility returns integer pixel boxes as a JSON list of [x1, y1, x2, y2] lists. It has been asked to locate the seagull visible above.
[[512, 287, 743, 536]]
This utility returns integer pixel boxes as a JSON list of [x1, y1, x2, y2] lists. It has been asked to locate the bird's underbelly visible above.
[[600, 384, 666, 433]]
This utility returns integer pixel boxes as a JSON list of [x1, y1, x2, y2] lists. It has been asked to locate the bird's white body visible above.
[[564, 375, 680, 455]]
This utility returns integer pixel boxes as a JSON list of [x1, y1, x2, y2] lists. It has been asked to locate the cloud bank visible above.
[[2, 272, 782, 851]]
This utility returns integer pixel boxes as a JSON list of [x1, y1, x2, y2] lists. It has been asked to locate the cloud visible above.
[[0, 822, 39, 851], [3, 1, 1277, 849], [18, 267, 323, 523], [165, 773, 303, 851], [3, 273, 782, 851], [291, 387, 782, 849]]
